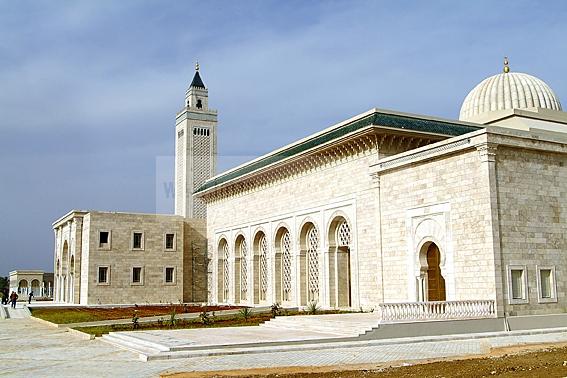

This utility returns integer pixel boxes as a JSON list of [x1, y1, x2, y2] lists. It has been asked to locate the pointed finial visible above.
[[503, 56, 510, 73], [195, 61, 200, 72]]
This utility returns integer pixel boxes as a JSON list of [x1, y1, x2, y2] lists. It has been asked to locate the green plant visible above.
[[132, 310, 139, 330], [306, 301, 320, 315], [199, 310, 212, 325], [168, 307, 177, 327], [270, 302, 281, 318], [239, 307, 252, 321]]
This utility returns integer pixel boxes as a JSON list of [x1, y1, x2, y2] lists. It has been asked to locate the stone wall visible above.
[[378, 146, 499, 305], [206, 149, 383, 308], [496, 145, 567, 315], [81, 212, 185, 305]]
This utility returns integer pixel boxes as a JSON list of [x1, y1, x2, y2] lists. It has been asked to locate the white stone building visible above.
[[52, 65, 214, 305], [198, 60, 566, 318], [9, 270, 53, 298]]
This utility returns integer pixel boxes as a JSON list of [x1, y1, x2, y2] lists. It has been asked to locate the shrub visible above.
[[132, 310, 139, 330], [168, 307, 177, 328], [270, 303, 281, 318], [199, 311, 212, 325], [239, 307, 252, 321], [306, 301, 320, 315]]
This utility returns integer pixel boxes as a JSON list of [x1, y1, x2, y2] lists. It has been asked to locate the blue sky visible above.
[[1, 0, 566, 276]]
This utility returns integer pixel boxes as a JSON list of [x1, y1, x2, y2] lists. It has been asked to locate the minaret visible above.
[[174, 63, 218, 218]]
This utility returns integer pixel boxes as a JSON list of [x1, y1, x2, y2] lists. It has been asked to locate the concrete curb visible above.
[[0, 306, 7, 320], [66, 327, 95, 340], [141, 326, 567, 361], [30, 315, 60, 328]]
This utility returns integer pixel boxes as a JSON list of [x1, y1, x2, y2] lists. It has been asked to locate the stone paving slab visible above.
[[2, 313, 567, 377]]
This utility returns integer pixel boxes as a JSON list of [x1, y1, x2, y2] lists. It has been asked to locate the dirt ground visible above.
[[31, 304, 243, 324], [164, 343, 567, 378]]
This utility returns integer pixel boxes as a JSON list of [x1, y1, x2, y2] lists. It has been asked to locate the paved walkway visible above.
[[1, 313, 567, 377]]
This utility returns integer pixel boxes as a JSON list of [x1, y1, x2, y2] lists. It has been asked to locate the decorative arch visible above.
[[326, 210, 352, 245], [252, 230, 269, 304], [18, 279, 29, 295], [327, 214, 352, 308], [274, 226, 292, 303], [234, 234, 248, 303], [62, 240, 69, 272], [217, 238, 230, 303], [299, 221, 320, 305], [31, 279, 40, 297]]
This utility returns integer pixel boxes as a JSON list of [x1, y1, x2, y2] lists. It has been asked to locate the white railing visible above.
[[378, 300, 496, 322]]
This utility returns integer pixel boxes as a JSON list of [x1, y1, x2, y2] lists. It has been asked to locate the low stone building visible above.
[[52, 211, 207, 305], [9, 270, 53, 298]]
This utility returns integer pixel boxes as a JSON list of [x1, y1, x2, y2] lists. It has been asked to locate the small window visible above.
[[537, 266, 557, 303], [165, 267, 175, 284], [165, 233, 175, 250], [132, 232, 144, 250], [98, 231, 111, 249], [98, 267, 109, 284], [511, 270, 523, 299], [507, 265, 528, 304], [132, 267, 142, 284]]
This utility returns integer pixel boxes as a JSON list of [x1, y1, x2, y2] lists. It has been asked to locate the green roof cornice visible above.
[[196, 109, 481, 195]]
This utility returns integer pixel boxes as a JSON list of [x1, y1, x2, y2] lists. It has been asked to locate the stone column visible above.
[[477, 141, 504, 317]]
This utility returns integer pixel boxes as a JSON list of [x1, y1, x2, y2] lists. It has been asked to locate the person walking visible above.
[[28, 291, 34, 304], [10, 292, 18, 308]]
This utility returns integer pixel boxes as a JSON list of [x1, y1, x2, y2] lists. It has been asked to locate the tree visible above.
[[0, 276, 8, 290]]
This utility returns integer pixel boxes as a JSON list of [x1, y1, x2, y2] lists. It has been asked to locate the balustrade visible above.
[[378, 300, 495, 322]]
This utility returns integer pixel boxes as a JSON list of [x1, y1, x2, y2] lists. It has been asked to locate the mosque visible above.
[[53, 59, 566, 321], [197, 58, 566, 319]]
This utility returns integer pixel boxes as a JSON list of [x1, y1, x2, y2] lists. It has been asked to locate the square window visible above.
[[165, 233, 175, 250], [98, 231, 111, 249], [165, 267, 175, 284], [132, 232, 144, 250], [537, 266, 557, 303], [507, 265, 528, 304], [98, 267, 109, 284], [132, 267, 142, 284]]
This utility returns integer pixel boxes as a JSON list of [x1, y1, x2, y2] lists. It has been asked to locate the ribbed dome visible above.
[[459, 72, 562, 121]]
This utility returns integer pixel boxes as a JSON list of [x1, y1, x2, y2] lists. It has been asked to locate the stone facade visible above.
[[199, 107, 567, 317], [53, 211, 206, 305]]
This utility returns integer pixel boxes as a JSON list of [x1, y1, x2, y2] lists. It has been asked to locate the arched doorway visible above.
[[217, 239, 230, 303], [253, 231, 268, 305], [425, 243, 446, 301], [18, 279, 28, 295], [31, 279, 40, 297]]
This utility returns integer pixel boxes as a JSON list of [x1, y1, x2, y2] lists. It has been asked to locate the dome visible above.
[[459, 69, 562, 121]]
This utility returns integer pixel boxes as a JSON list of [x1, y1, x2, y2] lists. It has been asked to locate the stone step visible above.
[[101, 332, 170, 354]]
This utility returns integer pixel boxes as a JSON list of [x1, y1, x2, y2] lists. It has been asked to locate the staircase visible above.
[[259, 313, 380, 337]]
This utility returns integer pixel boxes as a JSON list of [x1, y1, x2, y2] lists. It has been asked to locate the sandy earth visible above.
[[163, 342, 567, 378]]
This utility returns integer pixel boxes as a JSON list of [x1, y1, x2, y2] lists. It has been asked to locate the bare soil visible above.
[[163, 343, 567, 378], [31, 304, 243, 324]]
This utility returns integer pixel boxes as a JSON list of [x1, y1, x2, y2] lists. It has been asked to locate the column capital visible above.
[[476, 142, 498, 162]]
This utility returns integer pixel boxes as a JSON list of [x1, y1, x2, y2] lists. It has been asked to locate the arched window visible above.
[[217, 239, 230, 303], [235, 236, 248, 302], [259, 234, 268, 301], [281, 230, 292, 302], [307, 226, 320, 301]]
